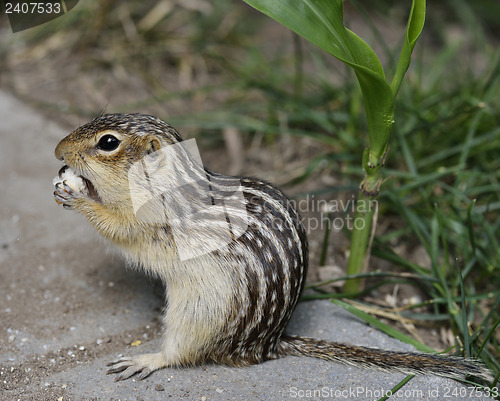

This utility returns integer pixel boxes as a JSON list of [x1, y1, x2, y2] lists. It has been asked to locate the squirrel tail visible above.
[[279, 335, 493, 382]]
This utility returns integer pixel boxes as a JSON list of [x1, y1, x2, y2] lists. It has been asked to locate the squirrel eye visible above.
[[97, 134, 120, 151]]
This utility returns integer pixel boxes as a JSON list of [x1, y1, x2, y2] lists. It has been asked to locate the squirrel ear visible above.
[[144, 136, 164, 161], [146, 137, 162, 155], [143, 136, 166, 169]]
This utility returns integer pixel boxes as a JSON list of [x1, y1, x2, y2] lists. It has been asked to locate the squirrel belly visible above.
[[53, 113, 492, 383]]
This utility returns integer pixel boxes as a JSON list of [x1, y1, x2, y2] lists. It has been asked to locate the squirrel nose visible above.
[[55, 138, 68, 161]]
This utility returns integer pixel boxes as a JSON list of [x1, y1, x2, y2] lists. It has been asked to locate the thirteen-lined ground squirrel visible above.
[[53, 113, 492, 382]]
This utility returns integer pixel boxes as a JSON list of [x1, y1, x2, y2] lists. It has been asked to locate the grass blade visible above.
[[331, 299, 436, 353], [456, 259, 471, 358]]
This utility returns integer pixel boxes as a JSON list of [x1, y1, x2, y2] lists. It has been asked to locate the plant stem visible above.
[[344, 189, 377, 293], [344, 145, 384, 293]]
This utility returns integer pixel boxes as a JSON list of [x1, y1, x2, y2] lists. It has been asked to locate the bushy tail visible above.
[[279, 335, 493, 382]]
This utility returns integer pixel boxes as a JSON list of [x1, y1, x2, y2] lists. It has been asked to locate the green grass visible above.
[[2, 0, 499, 392]]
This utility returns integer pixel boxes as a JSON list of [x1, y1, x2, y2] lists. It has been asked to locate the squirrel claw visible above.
[[106, 353, 166, 381], [61, 180, 74, 194], [54, 183, 73, 208], [107, 360, 152, 381], [53, 180, 86, 208]]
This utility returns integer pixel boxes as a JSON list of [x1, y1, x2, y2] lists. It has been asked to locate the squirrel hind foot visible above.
[[107, 352, 167, 381]]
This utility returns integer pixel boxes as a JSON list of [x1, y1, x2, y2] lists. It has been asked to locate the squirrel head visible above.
[[55, 113, 184, 210]]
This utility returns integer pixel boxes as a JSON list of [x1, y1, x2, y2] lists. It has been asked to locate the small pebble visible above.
[[155, 384, 165, 391]]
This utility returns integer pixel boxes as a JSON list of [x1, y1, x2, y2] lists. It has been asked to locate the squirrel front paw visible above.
[[53, 166, 89, 209], [107, 352, 167, 381]]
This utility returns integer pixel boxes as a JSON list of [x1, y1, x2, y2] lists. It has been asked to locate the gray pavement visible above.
[[0, 89, 492, 400]]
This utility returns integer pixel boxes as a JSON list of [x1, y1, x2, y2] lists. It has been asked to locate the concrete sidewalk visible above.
[[0, 89, 492, 400]]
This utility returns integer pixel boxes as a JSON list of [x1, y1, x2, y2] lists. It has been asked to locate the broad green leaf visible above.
[[391, 0, 426, 95], [241, 0, 395, 162], [242, 0, 384, 76], [241, 0, 425, 164]]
